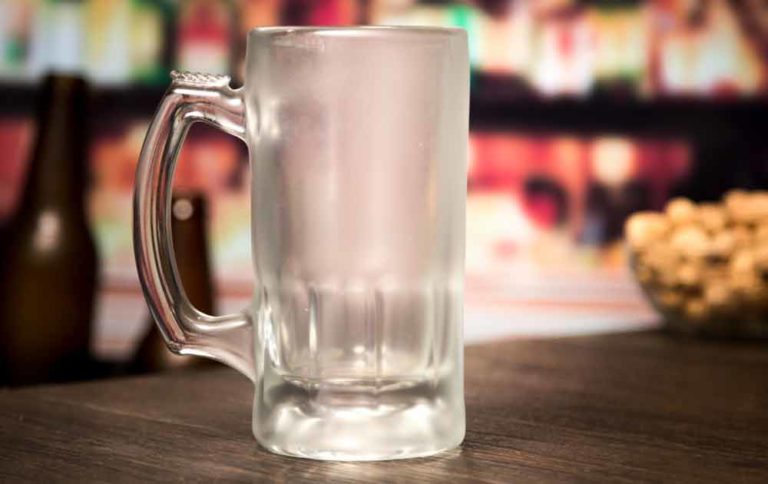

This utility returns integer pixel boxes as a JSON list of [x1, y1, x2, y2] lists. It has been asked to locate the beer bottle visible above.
[[0, 75, 99, 386], [131, 192, 217, 372]]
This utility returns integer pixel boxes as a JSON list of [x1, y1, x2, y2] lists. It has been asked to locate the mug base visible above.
[[251, 377, 465, 461], [259, 442, 461, 462]]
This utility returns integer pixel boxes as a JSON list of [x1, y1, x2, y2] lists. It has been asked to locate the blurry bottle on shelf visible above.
[[447, 2, 484, 71], [29, 0, 86, 78], [130, 0, 174, 85], [530, 4, 596, 98], [372, 0, 449, 28], [523, 176, 569, 231], [283, 0, 359, 25], [239, 0, 282, 28], [76, 0, 173, 85], [590, 0, 650, 98], [581, 137, 649, 246], [131, 193, 218, 373], [644, 0, 670, 98], [474, 1, 533, 76], [693, 0, 764, 97], [369, 0, 415, 23], [234, 0, 281, 84], [84, 0, 131, 84], [0, 0, 38, 80], [176, 0, 235, 75], [0, 75, 99, 386], [733, 0, 768, 63], [652, 0, 764, 98]]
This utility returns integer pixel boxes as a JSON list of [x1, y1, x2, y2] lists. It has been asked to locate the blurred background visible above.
[[0, 0, 767, 373]]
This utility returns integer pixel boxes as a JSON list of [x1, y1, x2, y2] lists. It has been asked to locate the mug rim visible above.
[[248, 25, 466, 38]]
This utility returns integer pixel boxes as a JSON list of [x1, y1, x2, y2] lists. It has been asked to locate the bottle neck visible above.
[[172, 194, 215, 313], [19, 76, 89, 217]]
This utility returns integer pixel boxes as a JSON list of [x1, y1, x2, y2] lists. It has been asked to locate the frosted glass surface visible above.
[[245, 27, 468, 460]]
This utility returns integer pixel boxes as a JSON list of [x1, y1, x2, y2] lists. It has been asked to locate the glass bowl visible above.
[[626, 196, 768, 339]]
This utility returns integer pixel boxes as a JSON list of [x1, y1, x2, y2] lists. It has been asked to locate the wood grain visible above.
[[0, 331, 766, 483]]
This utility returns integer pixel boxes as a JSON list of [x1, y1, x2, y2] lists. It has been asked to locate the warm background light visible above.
[[0, 0, 765, 357]]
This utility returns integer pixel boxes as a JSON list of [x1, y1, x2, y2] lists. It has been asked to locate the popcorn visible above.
[[626, 191, 768, 336], [625, 212, 670, 250], [697, 203, 728, 233], [676, 263, 702, 289], [731, 225, 753, 248], [639, 242, 680, 276], [730, 249, 756, 276], [657, 290, 685, 312], [703, 283, 734, 313], [670, 226, 710, 258], [683, 298, 708, 322], [726, 190, 768, 224], [753, 246, 768, 272], [725, 190, 750, 220], [666, 197, 697, 225], [635, 266, 654, 285], [709, 231, 736, 260], [754, 224, 768, 243]]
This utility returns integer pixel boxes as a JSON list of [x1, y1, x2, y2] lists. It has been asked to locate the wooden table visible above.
[[1, 331, 766, 482]]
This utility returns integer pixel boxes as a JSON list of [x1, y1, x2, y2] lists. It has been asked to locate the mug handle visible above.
[[133, 71, 254, 381]]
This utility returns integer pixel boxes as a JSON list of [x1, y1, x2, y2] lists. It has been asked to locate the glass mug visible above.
[[134, 27, 468, 461]]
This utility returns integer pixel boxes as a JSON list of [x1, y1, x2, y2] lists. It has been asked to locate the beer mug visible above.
[[134, 27, 468, 461]]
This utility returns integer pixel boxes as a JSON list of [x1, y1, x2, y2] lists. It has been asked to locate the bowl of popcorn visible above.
[[626, 191, 768, 338]]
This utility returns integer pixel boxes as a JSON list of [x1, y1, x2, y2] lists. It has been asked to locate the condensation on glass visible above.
[[134, 26, 469, 461]]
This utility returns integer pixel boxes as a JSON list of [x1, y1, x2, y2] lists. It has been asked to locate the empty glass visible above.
[[134, 26, 469, 461]]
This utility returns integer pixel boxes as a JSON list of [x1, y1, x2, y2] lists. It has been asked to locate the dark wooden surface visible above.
[[1, 331, 766, 482]]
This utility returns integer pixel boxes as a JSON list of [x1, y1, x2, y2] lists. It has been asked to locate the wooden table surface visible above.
[[1, 331, 766, 483]]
